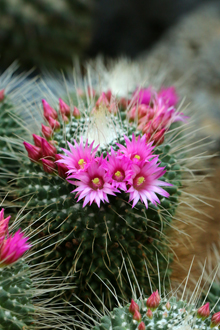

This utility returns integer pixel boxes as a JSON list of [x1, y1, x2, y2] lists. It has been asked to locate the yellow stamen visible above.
[[115, 171, 121, 177], [78, 159, 85, 165], [134, 155, 140, 160], [92, 178, 100, 185], [137, 176, 145, 186]]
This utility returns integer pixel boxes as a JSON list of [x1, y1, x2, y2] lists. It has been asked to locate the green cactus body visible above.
[[0, 261, 34, 330], [0, 97, 25, 187], [92, 297, 218, 330], [15, 91, 183, 308]]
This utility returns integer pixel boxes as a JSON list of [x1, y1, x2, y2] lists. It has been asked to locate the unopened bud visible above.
[[146, 309, 153, 319], [61, 114, 69, 123], [96, 92, 109, 108], [33, 134, 43, 147], [73, 106, 80, 118], [42, 99, 58, 120], [165, 301, 171, 311], [211, 311, 220, 328], [59, 98, 70, 116], [88, 87, 96, 97], [197, 302, 210, 320], [152, 128, 165, 146], [0, 89, 5, 101], [129, 299, 139, 314], [23, 142, 41, 162], [47, 117, 60, 130], [133, 310, 142, 322], [105, 90, 112, 102], [42, 124, 53, 139], [55, 154, 69, 178], [42, 159, 56, 174], [146, 290, 161, 311], [41, 138, 57, 158], [138, 321, 146, 330]]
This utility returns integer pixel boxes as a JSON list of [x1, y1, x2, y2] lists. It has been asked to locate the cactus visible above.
[[0, 0, 94, 71], [88, 294, 220, 330], [7, 77, 192, 312]]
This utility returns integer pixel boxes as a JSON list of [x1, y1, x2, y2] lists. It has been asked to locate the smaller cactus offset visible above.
[[90, 291, 220, 330]]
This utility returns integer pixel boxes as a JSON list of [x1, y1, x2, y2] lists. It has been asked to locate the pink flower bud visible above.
[[23, 141, 42, 162], [118, 97, 129, 109], [33, 134, 43, 147], [127, 106, 138, 121], [96, 92, 109, 108], [88, 87, 96, 97], [73, 106, 80, 118], [138, 104, 149, 118], [152, 128, 165, 146], [138, 321, 146, 330], [105, 90, 112, 102], [0, 209, 10, 243], [165, 301, 171, 311], [59, 98, 71, 116], [42, 159, 56, 174], [129, 299, 140, 314], [41, 138, 57, 158], [42, 124, 53, 139], [211, 311, 220, 327], [197, 302, 210, 320], [146, 309, 153, 319], [0, 89, 5, 101], [47, 117, 60, 130], [42, 99, 58, 120], [133, 310, 142, 322], [55, 154, 69, 178], [146, 290, 161, 311], [61, 114, 69, 123]]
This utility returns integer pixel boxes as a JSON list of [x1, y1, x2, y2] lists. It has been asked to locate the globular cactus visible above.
[[9, 76, 191, 310], [0, 0, 94, 70], [89, 292, 220, 330]]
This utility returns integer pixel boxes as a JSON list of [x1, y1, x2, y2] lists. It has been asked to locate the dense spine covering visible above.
[[13, 83, 187, 309]]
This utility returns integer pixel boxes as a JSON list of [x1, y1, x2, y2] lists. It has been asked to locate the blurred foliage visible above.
[[0, 0, 95, 71]]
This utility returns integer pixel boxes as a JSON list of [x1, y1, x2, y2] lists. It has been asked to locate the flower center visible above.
[[137, 176, 145, 185], [78, 158, 86, 169], [134, 154, 140, 160], [113, 170, 125, 182], [91, 177, 103, 189]]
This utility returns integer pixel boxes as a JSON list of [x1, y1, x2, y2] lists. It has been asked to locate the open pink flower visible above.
[[158, 86, 179, 107], [127, 157, 171, 208], [102, 148, 134, 190], [132, 87, 155, 105], [57, 138, 99, 174], [0, 229, 31, 265], [68, 159, 118, 207], [116, 134, 154, 165]]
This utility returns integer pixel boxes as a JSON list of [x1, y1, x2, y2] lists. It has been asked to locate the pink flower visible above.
[[23, 141, 42, 162], [68, 159, 118, 207], [57, 138, 99, 174], [116, 134, 154, 165], [59, 98, 71, 116], [102, 148, 134, 191], [158, 86, 179, 107], [42, 124, 53, 139], [133, 310, 142, 322], [42, 99, 58, 120], [197, 302, 210, 320], [146, 290, 161, 310], [138, 322, 146, 330], [0, 209, 10, 243], [0, 89, 5, 102], [133, 87, 154, 105], [0, 229, 31, 265], [73, 106, 80, 118], [127, 157, 171, 208], [96, 92, 109, 108]]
